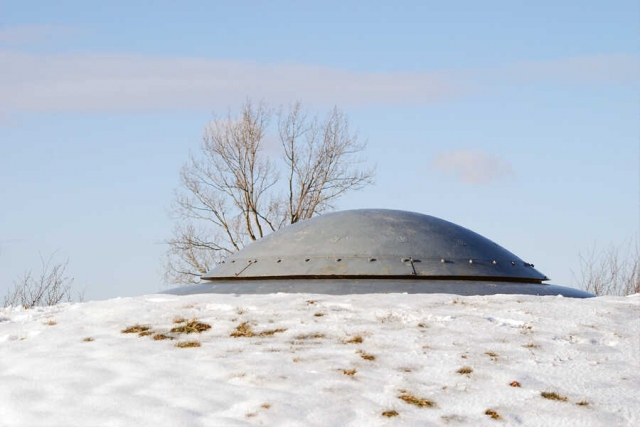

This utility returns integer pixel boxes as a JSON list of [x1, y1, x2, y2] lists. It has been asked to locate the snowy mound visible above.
[[1, 293, 638, 426]]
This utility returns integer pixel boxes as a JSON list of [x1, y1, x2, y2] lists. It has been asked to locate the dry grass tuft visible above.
[[45, 320, 57, 326], [485, 351, 498, 358], [457, 366, 473, 375], [295, 333, 325, 340], [485, 409, 501, 419], [261, 403, 271, 409], [231, 322, 255, 338], [358, 350, 375, 361], [121, 324, 151, 334], [345, 335, 363, 344], [153, 333, 174, 341], [541, 391, 568, 402], [82, 337, 94, 342], [173, 317, 187, 324], [258, 328, 287, 337], [417, 322, 427, 328], [170, 319, 211, 334], [523, 342, 539, 348], [576, 400, 589, 406], [398, 393, 435, 408], [314, 312, 325, 317], [139, 331, 153, 337], [509, 381, 522, 388], [176, 341, 201, 348], [382, 410, 399, 417], [342, 369, 357, 376]]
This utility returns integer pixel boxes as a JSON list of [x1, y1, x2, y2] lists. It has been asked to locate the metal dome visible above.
[[166, 209, 593, 298]]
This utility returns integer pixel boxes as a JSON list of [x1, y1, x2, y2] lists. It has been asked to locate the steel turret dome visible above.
[[166, 209, 593, 298]]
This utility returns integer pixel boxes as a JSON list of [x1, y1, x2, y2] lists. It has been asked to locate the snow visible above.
[[1, 292, 638, 427]]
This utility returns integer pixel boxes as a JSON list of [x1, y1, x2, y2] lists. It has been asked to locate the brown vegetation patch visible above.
[[153, 333, 174, 341], [173, 317, 187, 324], [258, 328, 287, 337], [82, 337, 94, 342], [295, 333, 325, 340], [176, 341, 201, 348], [523, 342, 539, 348], [342, 369, 357, 376], [541, 391, 568, 402], [509, 381, 521, 388], [121, 324, 151, 334], [358, 350, 375, 361], [45, 320, 57, 326], [398, 393, 435, 408], [345, 335, 363, 344], [382, 410, 399, 417], [261, 403, 271, 409], [457, 366, 473, 375], [314, 313, 325, 317], [576, 400, 589, 406], [170, 319, 211, 334], [231, 322, 255, 338], [485, 409, 501, 419]]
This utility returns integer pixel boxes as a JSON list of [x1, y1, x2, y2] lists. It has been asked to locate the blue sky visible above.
[[1, 0, 638, 301]]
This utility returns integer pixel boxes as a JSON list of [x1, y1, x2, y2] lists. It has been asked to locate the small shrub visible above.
[[457, 366, 473, 375], [314, 312, 325, 317], [398, 393, 435, 408], [176, 341, 200, 348], [173, 317, 187, 324], [485, 409, 501, 419], [382, 410, 399, 418], [541, 391, 568, 402], [261, 403, 271, 409], [45, 320, 57, 326], [343, 369, 357, 376], [139, 331, 153, 337], [576, 400, 589, 406], [523, 342, 539, 348], [485, 351, 498, 358], [83, 337, 94, 342], [509, 381, 521, 388]]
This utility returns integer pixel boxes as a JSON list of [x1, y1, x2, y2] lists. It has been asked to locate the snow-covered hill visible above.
[[1, 292, 638, 426]]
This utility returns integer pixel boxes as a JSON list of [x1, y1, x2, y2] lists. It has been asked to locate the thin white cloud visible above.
[[502, 54, 640, 86], [431, 149, 515, 185], [0, 51, 460, 114], [0, 47, 637, 115], [0, 24, 77, 46]]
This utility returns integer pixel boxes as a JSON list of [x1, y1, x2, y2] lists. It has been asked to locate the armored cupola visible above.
[[166, 209, 593, 298], [204, 209, 546, 282]]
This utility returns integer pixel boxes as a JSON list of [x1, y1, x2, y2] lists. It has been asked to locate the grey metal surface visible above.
[[203, 209, 548, 282], [164, 279, 594, 298]]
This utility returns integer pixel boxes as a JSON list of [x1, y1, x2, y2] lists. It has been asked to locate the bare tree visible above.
[[3, 254, 75, 308], [165, 100, 374, 285], [573, 236, 640, 296]]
